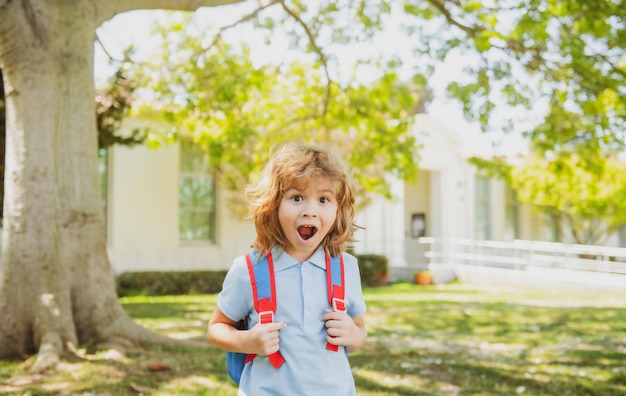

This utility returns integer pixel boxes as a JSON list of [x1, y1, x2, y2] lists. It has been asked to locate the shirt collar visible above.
[[270, 245, 327, 272]]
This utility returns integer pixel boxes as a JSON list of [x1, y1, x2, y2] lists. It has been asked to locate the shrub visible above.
[[116, 254, 390, 296], [356, 254, 389, 287], [115, 270, 228, 297]]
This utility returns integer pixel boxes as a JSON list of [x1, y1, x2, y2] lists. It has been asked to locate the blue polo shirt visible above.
[[217, 245, 367, 396]]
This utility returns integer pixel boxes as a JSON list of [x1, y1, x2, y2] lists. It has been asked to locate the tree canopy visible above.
[[470, 153, 626, 245], [511, 154, 626, 245], [404, 0, 625, 158], [96, 57, 147, 150], [435, 0, 626, 244], [104, 1, 625, 206], [124, 12, 424, 211]]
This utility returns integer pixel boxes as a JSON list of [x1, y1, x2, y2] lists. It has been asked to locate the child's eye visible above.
[[319, 197, 329, 204], [293, 195, 303, 202]]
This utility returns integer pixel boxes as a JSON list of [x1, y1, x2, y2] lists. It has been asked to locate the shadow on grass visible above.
[[351, 345, 625, 396], [2, 284, 625, 395], [353, 284, 626, 395], [0, 343, 239, 396]]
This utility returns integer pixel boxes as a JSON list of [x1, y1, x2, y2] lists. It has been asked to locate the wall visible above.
[[105, 142, 256, 273], [353, 114, 474, 271]]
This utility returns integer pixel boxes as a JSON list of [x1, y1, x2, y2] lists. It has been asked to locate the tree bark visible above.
[[0, 0, 242, 372]]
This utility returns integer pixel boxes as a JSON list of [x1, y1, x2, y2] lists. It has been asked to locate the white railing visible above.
[[418, 237, 626, 275]]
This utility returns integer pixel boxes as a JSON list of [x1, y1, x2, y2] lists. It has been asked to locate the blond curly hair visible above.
[[245, 142, 356, 257]]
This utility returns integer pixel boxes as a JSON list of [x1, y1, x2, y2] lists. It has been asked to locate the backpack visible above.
[[226, 249, 346, 384]]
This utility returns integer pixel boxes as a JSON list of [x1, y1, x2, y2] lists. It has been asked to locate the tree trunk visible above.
[[0, 0, 242, 372]]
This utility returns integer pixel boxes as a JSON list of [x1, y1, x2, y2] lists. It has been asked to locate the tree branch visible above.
[[424, 0, 483, 37], [96, 0, 247, 27], [277, 0, 333, 131], [95, 34, 118, 62], [202, 0, 282, 52], [200, 0, 335, 132]]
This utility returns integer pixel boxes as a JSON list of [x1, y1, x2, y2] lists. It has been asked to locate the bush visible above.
[[115, 270, 228, 297], [116, 254, 390, 296], [356, 254, 389, 287]]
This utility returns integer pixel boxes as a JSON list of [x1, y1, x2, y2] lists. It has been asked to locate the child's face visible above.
[[278, 176, 338, 262]]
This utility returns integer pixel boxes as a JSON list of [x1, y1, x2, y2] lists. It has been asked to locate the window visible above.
[[179, 140, 216, 242], [504, 186, 520, 240], [474, 176, 490, 240]]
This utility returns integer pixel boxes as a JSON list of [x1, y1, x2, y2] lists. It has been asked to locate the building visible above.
[[103, 114, 626, 275]]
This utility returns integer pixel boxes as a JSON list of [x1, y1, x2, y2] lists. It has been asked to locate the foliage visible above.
[[510, 154, 626, 245], [130, 12, 423, 213], [115, 270, 228, 297], [356, 254, 389, 287], [472, 153, 626, 245], [2, 283, 626, 395], [95, 57, 147, 150], [417, 0, 625, 243], [403, 0, 626, 158], [113, 1, 625, 215], [244, 1, 623, 154], [468, 155, 512, 183]]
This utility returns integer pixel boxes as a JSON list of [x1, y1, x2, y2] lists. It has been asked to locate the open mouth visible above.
[[297, 225, 318, 241]]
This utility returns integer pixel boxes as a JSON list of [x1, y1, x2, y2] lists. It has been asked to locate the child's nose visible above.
[[301, 202, 318, 217]]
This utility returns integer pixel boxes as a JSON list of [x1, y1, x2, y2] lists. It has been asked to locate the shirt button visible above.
[[304, 310, 311, 316]]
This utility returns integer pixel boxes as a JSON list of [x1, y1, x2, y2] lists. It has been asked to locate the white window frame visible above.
[[178, 140, 216, 244]]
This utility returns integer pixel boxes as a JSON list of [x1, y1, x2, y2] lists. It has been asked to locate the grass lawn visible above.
[[1, 282, 625, 395]]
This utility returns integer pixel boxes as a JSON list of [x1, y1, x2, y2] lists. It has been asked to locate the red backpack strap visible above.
[[325, 251, 345, 352], [244, 250, 285, 369]]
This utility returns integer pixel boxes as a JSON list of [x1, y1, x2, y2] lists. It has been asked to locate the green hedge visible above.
[[115, 270, 228, 297], [355, 254, 389, 287], [116, 253, 389, 296]]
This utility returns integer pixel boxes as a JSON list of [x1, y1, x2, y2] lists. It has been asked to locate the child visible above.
[[208, 142, 367, 395]]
